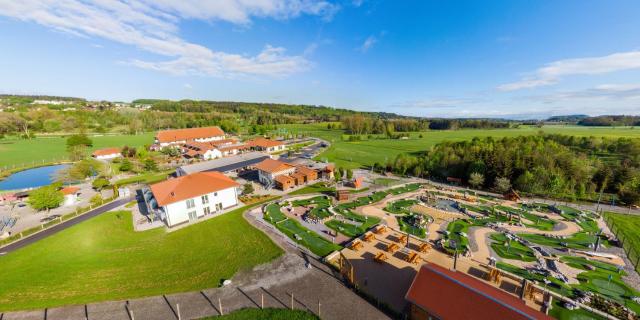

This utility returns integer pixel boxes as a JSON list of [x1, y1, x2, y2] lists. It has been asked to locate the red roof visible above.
[[156, 126, 225, 143], [246, 138, 284, 148], [405, 263, 552, 320], [150, 172, 239, 206], [61, 186, 80, 195], [255, 158, 294, 173], [92, 148, 121, 157]]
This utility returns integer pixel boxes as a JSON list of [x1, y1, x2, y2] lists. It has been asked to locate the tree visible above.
[[28, 185, 63, 213], [469, 172, 485, 189], [334, 167, 343, 182], [346, 168, 354, 180], [242, 183, 254, 195], [119, 158, 133, 172], [143, 158, 158, 172], [494, 177, 512, 193], [66, 134, 93, 150], [92, 177, 110, 192], [90, 194, 103, 207]]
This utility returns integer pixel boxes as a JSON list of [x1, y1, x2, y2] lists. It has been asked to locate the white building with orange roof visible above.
[[61, 186, 80, 206], [91, 147, 121, 160], [155, 126, 226, 148], [148, 172, 240, 227], [246, 137, 286, 153], [255, 158, 296, 188]]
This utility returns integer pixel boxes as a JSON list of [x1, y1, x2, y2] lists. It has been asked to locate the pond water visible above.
[[0, 164, 70, 191]]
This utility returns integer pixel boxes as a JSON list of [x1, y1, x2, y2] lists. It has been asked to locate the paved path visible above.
[[0, 197, 133, 254]]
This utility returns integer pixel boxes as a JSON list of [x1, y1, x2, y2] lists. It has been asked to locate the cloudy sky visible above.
[[0, 0, 639, 119]]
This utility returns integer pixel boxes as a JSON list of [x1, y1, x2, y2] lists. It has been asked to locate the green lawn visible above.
[[275, 219, 341, 256], [277, 123, 640, 169], [518, 232, 604, 250], [397, 215, 427, 238], [0, 133, 155, 168], [0, 208, 283, 311], [603, 211, 640, 265], [384, 199, 418, 215], [489, 233, 537, 262], [113, 170, 174, 187], [201, 308, 319, 320], [325, 220, 365, 237], [265, 203, 288, 223]]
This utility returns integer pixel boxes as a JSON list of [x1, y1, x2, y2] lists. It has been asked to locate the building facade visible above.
[[149, 172, 240, 227], [155, 126, 226, 148]]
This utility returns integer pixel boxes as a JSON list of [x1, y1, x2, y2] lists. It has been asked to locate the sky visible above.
[[0, 0, 639, 119]]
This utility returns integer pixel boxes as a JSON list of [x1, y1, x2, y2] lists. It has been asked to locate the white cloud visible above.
[[0, 0, 333, 77], [526, 83, 640, 103], [359, 35, 377, 52], [499, 51, 640, 91]]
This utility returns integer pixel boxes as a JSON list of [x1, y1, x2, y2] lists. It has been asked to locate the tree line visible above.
[[378, 134, 640, 205], [340, 115, 513, 135]]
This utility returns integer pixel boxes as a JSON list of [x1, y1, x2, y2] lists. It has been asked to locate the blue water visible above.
[[0, 164, 70, 191]]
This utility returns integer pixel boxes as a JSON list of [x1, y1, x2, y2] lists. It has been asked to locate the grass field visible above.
[[0, 133, 155, 168], [489, 233, 537, 262], [275, 219, 341, 256], [277, 123, 640, 168], [0, 207, 283, 311]]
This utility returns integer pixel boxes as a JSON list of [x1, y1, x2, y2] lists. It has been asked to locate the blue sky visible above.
[[1, 0, 640, 119]]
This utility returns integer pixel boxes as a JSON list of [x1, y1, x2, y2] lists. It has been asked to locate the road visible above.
[[0, 196, 133, 255]]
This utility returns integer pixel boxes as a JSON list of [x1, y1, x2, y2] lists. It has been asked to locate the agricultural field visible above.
[[0, 133, 155, 168], [0, 207, 283, 311], [277, 123, 640, 169]]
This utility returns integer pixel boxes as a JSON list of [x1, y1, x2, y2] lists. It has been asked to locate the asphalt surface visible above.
[[0, 196, 133, 255]]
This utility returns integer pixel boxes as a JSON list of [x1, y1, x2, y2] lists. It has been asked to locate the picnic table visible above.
[[349, 240, 364, 251], [363, 232, 376, 242], [418, 243, 431, 253], [374, 252, 388, 263], [386, 243, 400, 253]]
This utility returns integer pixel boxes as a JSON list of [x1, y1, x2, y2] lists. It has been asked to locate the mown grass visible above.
[[277, 123, 640, 169], [489, 233, 536, 262], [0, 133, 155, 168], [0, 207, 283, 311]]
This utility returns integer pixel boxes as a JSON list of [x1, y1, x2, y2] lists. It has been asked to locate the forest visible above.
[[578, 115, 640, 127], [382, 134, 640, 205]]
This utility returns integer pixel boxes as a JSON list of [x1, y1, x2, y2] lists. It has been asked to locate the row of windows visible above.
[[186, 193, 220, 209], [188, 203, 224, 221]]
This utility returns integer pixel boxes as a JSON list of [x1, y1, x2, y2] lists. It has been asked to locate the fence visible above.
[[0, 190, 121, 248], [603, 214, 640, 275]]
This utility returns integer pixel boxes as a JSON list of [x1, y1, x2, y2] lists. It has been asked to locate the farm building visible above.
[[91, 148, 121, 160], [255, 158, 319, 190], [61, 186, 80, 206], [148, 172, 240, 227], [154, 126, 226, 148]]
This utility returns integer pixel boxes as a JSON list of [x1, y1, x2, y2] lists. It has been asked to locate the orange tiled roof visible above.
[[405, 263, 552, 320], [246, 137, 284, 148], [255, 158, 294, 173], [295, 166, 317, 176], [156, 126, 225, 143], [274, 175, 294, 184], [61, 186, 80, 195], [150, 172, 239, 206], [92, 148, 120, 157]]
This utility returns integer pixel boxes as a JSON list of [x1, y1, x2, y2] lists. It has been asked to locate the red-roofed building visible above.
[[149, 172, 240, 227], [246, 137, 286, 153], [405, 263, 552, 320], [92, 148, 121, 160], [61, 186, 81, 206], [155, 126, 226, 147]]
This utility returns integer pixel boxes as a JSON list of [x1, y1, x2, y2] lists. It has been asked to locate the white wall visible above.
[[162, 186, 238, 227], [203, 149, 223, 160], [95, 153, 121, 160], [258, 167, 296, 185]]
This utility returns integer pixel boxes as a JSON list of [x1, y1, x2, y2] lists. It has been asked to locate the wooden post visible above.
[[291, 293, 294, 310], [218, 297, 223, 315], [318, 299, 321, 317], [177, 303, 181, 320], [261, 293, 264, 309], [129, 309, 135, 320]]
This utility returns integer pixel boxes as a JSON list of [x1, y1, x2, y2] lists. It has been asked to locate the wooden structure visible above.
[[418, 243, 431, 253], [446, 176, 462, 185], [405, 252, 420, 264], [504, 189, 521, 202], [397, 234, 408, 244], [338, 252, 355, 284], [363, 232, 376, 242], [486, 267, 502, 284], [386, 243, 400, 253], [374, 252, 388, 263], [336, 189, 350, 201], [349, 239, 364, 251], [373, 225, 387, 234]]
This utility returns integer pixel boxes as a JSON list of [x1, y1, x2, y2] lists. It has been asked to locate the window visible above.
[[201, 195, 209, 204], [188, 211, 197, 220], [203, 207, 211, 215], [214, 192, 218, 196], [186, 198, 195, 209], [216, 203, 223, 211]]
